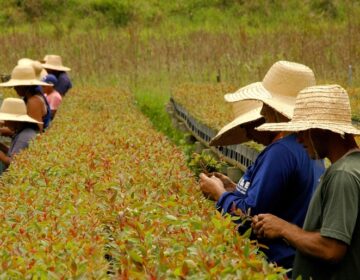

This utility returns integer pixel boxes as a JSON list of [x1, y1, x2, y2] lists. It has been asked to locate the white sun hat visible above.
[[257, 85, 360, 135], [41, 55, 71, 72], [224, 61, 316, 119], [0, 64, 51, 87], [0, 98, 42, 124], [17, 58, 48, 80]]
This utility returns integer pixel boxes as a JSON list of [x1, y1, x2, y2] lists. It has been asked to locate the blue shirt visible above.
[[55, 72, 72, 96], [8, 127, 37, 157], [216, 134, 325, 266]]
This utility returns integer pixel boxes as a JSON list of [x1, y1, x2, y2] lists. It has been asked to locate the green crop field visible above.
[[0, 87, 286, 278], [0, 0, 360, 277]]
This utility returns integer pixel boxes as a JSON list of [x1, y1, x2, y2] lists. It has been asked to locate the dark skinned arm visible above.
[[0, 142, 9, 154], [26, 97, 44, 132], [0, 126, 15, 137], [252, 214, 347, 263], [0, 150, 11, 167]]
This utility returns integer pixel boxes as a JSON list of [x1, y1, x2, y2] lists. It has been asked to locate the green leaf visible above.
[[165, 214, 178, 221], [129, 249, 143, 264]]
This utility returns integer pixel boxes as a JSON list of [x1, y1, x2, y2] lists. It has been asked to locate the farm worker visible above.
[[0, 98, 41, 174], [42, 74, 62, 120], [252, 85, 360, 280], [0, 64, 52, 132], [41, 54, 72, 96], [200, 61, 325, 271]]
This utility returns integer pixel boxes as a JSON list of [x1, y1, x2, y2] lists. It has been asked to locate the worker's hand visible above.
[[199, 172, 226, 201], [0, 126, 15, 137], [211, 172, 237, 192], [251, 214, 287, 239]]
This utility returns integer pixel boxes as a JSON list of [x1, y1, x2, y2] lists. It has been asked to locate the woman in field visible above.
[[41, 54, 72, 96], [0, 64, 51, 132]]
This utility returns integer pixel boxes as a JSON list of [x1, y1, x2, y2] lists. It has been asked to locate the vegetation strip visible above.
[[169, 98, 258, 171], [0, 87, 286, 278]]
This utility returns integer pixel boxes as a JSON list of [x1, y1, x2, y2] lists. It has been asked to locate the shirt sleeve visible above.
[[320, 170, 359, 245], [216, 142, 297, 215], [50, 93, 62, 110], [55, 74, 72, 95], [8, 130, 37, 157]]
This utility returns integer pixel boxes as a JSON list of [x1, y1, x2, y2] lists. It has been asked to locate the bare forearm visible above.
[[0, 142, 9, 153], [253, 214, 347, 263], [281, 224, 346, 262], [0, 151, 11, 166]]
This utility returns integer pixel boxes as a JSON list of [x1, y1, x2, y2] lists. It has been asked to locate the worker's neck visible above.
[[327, 135, 359, 163]]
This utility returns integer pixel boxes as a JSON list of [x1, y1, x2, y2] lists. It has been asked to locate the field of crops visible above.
[[172, 83, 235, 131], [1, 1, 360, 278], [172, 83, 360, 128], [0, 87, 286, 278]]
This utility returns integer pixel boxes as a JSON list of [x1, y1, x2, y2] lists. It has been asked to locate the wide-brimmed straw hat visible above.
[[210, 105, 263, 146], [0, 65, 51, 87], [224, 61, 316, 119], [209, 102, 290, 146], [257, 85, 360, 135], [0, 98, 42, 124], [209, 60, 312, 146], [41, 55, 71, 72], [17, 58, 48, 80]]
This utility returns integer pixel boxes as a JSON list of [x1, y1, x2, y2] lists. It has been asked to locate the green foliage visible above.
[[188, 151, 224, 178], [86, 0, 134, 27], [0, 0, 358, 30], [0, 87, 287, 278], [133, 87, 184, 145], [172, 83, 236, 131]]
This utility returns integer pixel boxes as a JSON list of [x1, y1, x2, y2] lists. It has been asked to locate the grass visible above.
[[0, 2, 360, 136], [133, 85, 184, 145]]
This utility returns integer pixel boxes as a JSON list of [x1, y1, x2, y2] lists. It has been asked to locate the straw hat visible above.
[[0, 98, 42, 124], [41, 55, 71, 72], [257, 85, 360, 135], [224, 61, 316, 119], [17, 58, 48, 80], [209, 60, 313, 146], [210, 106, 263, 146], [0, 64, 51, 87]]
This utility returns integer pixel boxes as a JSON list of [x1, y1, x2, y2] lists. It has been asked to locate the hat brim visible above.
[[0, 79, 51, 87], [260, 95, 295, 119], [0, 112, 42, 124], [224, 82, 295, 119], [42, 63, 71, 72], [224, 82, 272, 102], [256, 121, 360, 136], [210, 106, 264, 146]]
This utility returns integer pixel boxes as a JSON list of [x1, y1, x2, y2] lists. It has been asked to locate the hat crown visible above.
[[17, 58, 34, 65], [42, 54, 71, 71], [262, 61, 316, 97], [45, 55, 63, 67], [0, 98, 27, 115], [17, 58, 44, 79], [11, 65, 37, 80], [292, 85, 351, 124]]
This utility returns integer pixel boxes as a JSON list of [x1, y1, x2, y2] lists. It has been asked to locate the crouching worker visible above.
[[0, 98, 41, 174]]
